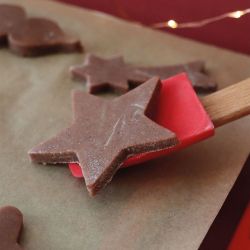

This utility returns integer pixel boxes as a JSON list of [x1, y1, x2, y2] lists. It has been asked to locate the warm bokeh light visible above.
[[229, 10, 244, 19], [167, 19, 178, 28]]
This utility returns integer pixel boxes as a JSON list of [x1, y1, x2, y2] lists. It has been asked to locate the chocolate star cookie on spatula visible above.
[[0, 206, 24, 250], [70, 54, 217, 94], [29, 77, 178, 196]]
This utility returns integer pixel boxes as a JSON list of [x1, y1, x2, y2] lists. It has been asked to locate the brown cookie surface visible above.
[[70, 54, 217, 94], [0, 4, 83, 56], [29, 77, 178, 196], [136, 61, 217, 92], [9, 18, 83, 56], [70, 54, 134, 93], [0, 4, 26, 44], [0, 206, 24, 250]]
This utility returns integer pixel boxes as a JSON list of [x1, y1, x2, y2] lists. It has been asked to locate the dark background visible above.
[[56, 0, 250, 55]]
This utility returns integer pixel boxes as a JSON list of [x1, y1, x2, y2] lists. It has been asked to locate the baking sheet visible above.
[[0, 0, 250, 249]]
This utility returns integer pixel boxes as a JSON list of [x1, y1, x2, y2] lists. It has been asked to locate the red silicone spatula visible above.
[[69, 73, 250, 178]]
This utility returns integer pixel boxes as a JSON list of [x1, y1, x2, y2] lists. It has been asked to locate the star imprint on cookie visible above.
[[70, 54, 217, 94], [0, 206, 24, 250], [29, 77, 178, 196]]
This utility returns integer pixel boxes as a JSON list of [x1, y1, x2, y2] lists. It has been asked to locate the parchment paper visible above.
[[0, 1, 250, 249]]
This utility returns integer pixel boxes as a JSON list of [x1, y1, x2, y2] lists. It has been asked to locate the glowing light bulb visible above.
[[229, 10, 244, 18], [167, 20, 178, 29]]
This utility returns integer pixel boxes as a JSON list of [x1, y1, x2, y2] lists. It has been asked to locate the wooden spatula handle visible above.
[[201, 78, 250, 128]]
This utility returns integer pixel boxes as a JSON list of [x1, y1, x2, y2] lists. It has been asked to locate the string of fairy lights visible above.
[[151, 9, 250, 29]]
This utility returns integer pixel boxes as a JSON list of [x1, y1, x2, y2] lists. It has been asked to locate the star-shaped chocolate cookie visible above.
[[136, 61, 216, 92], [70, 54, 137, 93], [29, 77, 178, 196], [0, 206, 24, 250], [70, 54, 217, 94]]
